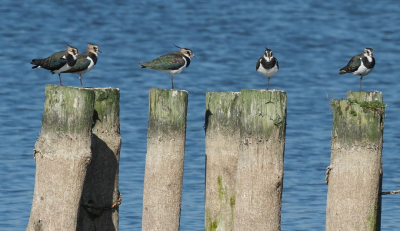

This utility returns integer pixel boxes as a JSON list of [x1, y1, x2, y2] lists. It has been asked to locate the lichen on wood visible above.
[[142, 88, 188, 231], [327, 91, 383, 231], [234, 89, 287, 231], [205, 92, 241, 231], [240, 89, 287, 140], [147, 88, 188, 136], [28, 85, 95, 230]]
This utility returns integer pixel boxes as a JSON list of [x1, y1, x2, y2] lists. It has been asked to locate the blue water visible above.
[[1, 0, 400, 230]]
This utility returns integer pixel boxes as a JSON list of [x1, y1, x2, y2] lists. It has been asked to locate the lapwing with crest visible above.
[[256, 48, 279, 90], [140, 44, 195, 89], [62, 43, 101, 88], [31, 44, 79, 86], [339, 48, 375, 91]]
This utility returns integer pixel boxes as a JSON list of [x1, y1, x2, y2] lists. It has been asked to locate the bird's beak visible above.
[[193, 55, 196, 58], [98, 49, 102, 53]]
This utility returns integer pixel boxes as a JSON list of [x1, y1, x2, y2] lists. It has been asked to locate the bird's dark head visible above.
[[264, 48, 274, 60], [174, 44, 195, 58], [67, 45, 79, 57], [364, 48, 374, 57], [88, 43, 102, 54]]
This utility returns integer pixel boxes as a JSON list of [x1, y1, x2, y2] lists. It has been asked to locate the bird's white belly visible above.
[[353, 61, 373, 77], [53, 63, 71, 73], [159, 65, 186, 75], [72, 57, 94, 75], [257, 64, 278, 77]]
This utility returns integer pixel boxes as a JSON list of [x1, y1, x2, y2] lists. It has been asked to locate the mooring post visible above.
[[326, 91, 384, 231], [77, 88, 121, 230], [27, 85, 95, 231], [234, 89, 287, 231], [205, 92, 241, 231], [142, 88, 188, 231]]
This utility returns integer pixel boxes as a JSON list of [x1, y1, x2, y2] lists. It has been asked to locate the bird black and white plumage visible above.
[[256, 48, 279, 90], [339, 48, 375, 91], [31, 45, 79, 86], [139, 44, 196, 89], [62, 43, 101, 88]]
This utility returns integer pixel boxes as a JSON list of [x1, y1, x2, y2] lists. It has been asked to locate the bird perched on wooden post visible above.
[[256, 48, 279, 90], [31, 45, 79, 86], [339, 48, 375, 91], [139, 44, 195, 89], [62, 43, 101, 88]]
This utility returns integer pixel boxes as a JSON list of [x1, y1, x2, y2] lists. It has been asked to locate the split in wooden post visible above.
[[77, 88, 121, 231]]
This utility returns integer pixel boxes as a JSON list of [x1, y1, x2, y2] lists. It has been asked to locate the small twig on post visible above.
[[81, 191, 122, 211], [325, 165, 332, 185], [381, 190, 400, 195], [326, 92, 334, 114]]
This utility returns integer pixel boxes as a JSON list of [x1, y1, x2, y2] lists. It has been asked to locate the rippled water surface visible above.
[[1, 0, 400, 230]]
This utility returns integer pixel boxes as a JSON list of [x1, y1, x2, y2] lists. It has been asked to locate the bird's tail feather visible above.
[[339, 68, 347, 75], [31, 59, 42, 69]]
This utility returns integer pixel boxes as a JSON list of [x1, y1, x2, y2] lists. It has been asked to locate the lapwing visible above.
[[339, 48, 375, 91], [31, 45, 79, 86], [139, 44, 195, 89], [256, 48, 279, 90], [62, 43, 101, 88]]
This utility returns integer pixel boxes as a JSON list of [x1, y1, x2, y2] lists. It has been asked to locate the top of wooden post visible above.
[[205, 92, 241, 135], [148, 88, 189, 135], [332, 91, 384, 146], [92, 88, 120, 132], [240, 89, 287, 140], [347, 91, 383, 103], [42, 84, 95, 136]]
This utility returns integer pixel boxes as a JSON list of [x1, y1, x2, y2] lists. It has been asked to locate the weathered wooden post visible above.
[[326, 91, 384, 230], [234, 89, 287, 231], [142, 88, 188, 230], [77, 88, 121, 230], [27, 85, 95, 231], [205, 92, 241, 231]]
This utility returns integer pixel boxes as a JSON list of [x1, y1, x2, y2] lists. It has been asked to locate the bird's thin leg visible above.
[[80, 74, 83, 88], [360, 76, 362, 91], [59, 73, 63, 86], [171, 75, 174, 89], [266, 77, 270, 90]]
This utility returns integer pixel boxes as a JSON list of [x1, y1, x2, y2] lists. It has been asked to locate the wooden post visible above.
[[326, 91, 384, 231], [27, 85, 95, 231], [77, 88, 121, 230], [142, 88, 188, 231], [233, 89, 287, 230], [205, 92, 241, 231]]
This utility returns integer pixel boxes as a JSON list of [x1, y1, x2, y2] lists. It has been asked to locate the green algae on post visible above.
[[234, 89, 287, 231], [326, 91, 383, 231], [205, 92, 241, 231], [142, 88, 188, 231], [28, 85, 95, 230]]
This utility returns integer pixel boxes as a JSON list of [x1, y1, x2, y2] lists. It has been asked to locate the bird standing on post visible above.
[[62, 43, 101, 88], [339, 48, 375, 91], [31, 45, 79, 86], [256, 48, 279, 90], [139, 44, 195, 89]]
